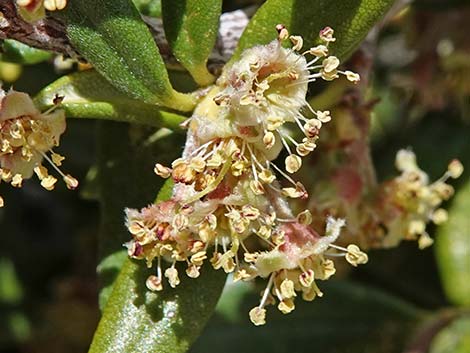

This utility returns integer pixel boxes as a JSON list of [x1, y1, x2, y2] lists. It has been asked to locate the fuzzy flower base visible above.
[[125, 26, 367, 325]]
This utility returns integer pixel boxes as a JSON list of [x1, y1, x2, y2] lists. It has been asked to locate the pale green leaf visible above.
[[34, 70, 186, 129], [1, 40, 52, 65]]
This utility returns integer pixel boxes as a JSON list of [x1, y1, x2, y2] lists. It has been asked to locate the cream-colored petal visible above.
[[0, 91, 39, 122]]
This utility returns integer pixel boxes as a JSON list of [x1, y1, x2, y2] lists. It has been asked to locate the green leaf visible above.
[[34, 70, 186, 130], [90, 258, 226, 353], [133, 0, 162, 17], [0, 258, 31, 345], [232, 0, 394, 62], [0, 258, 23, 305], [162, 0, 221, 86], [155, 178, 174, 202], [97, 251, 128, 309], [191, 280, 423, 353], [60, 0, 196, 111], [430, 315, 470, 353], [93, 120, 225, 353], [436, 178, 470, 307], [1, 40, 52, 65]]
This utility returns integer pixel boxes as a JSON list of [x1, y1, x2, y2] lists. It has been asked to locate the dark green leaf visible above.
[[34, 70, 186, 129], [60, 0, 196, 111], [162, 0, 221, 86], [1, 40, 52, 65], [232, 0, 395, 62], [436, 178, 470, 307], [191, 280, 422, 353]]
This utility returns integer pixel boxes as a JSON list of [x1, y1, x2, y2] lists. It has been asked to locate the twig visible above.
[[0, 0, 254, 71]]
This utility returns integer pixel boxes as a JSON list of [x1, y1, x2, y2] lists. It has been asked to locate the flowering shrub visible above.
[[0, 0, 469, 352], [124, 27, 372, 325]]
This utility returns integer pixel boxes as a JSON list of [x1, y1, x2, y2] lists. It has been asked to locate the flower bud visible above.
[[448, 159, 463, 179]]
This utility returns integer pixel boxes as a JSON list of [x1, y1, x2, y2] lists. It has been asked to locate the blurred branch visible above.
[[0, 0, 254, 71], [403, 310, 458, 353]]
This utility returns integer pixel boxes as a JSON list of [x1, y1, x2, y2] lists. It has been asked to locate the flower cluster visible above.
[[307, 146, 463, 250], [16, 0, 67, 22], [374, 149, 463, 249], [125, 26, 368, 325], [0, 89, 77, 207]]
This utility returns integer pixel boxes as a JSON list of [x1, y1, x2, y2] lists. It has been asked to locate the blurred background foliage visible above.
[[0, 0, 469, 352]]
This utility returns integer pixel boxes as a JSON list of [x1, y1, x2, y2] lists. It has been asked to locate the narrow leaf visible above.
[[162, 0, 222, 86], [232, 0, 395, 62], [60, 0, 196, 111], [34, 70, 186, 130], [1, 40, 52, 65]]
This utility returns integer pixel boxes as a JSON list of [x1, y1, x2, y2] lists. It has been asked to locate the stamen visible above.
[[293, 114, 309, 132], [252, 228, 275, 247], [157, 256, 162, 280], [188, 140, 214, 158], [259, 273, 275, 308], [246, 143, 266, 170], [276, 218, 296, 223], [269, 161, 298, 186], [279, 133, 293, 155], [284, 133, 299, 147], [39, 151, 78, 189], [328, 243, 348, 253], [184, 159, 231, 204], [305, 57, 321, 66]]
